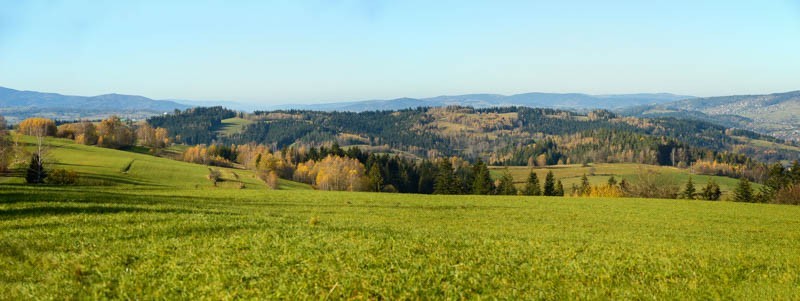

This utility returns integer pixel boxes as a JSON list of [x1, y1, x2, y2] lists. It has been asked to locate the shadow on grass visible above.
[[52, 162, 106, 168], [77, 173, 164, 186], [0, 191, 212, 206], [0, 205, 226, 220]]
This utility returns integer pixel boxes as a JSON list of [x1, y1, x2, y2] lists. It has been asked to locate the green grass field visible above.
[[1, 137, 799, 299], [215, 117, 254, 136], [490, 164, 751, 198]]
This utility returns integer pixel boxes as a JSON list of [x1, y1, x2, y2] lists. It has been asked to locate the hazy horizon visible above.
[[2, 1, 799, 104]]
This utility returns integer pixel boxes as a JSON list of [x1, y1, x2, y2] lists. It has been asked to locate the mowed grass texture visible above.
[[2, 187, 800, 299]]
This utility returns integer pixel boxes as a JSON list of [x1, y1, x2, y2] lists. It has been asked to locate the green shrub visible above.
[[46, 169, 79, 185]]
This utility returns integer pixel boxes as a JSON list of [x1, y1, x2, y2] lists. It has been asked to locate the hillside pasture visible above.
[[490, 163, 750, 198]]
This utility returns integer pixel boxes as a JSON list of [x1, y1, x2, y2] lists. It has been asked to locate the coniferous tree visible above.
[[433, 159, 458, 194], [681, 176, 696, 199], [554, 180, 565, 196], [496, 169, 517, 195], [543, 171, 556, 196], [367, 163, 383, 192], [578, 174, 591, 196], [471, 159, 494, 195], [790, 160, 800, 184], [733, 177, 754, 202], [765, 163, 788, 191], [523, 171, 541, 196], [700, 180, 721, 201], [26, 154, 47, 184]]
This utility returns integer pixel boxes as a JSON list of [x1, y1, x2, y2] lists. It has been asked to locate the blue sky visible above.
[[1, 1, 799, 104]]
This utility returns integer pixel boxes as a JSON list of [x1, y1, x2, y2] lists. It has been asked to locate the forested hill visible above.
[[623, 90, 800, 141], [149, 106, 800, 166]]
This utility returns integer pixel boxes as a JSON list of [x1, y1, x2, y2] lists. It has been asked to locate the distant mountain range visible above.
[[0, 86, 189, 123], [623, 90, 800, 141], [2, 84, 798, 141], [270, 92, 695, 112]]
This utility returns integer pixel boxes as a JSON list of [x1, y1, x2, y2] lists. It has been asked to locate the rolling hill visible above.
[[0, 135, 309, 190], [625, 90, 800, 141]]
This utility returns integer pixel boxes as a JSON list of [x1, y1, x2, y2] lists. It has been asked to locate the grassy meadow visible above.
[[490, 164, 752, 198], [1, 137, 799, 299]]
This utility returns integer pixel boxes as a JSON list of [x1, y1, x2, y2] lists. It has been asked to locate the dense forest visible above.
[[149, 106, 799, 170], [147, 107, 236, 145]]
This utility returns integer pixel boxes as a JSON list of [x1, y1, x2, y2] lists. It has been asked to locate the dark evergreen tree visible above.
[[555, 180, 565, 196], [471, 159, 494, 195], [700, 180, 721, 201], [523, 171, 541, 196], [417, 161, 436, 194], [681, 176, 696, 199], [25, 154, 47, 184], [367, 163, 383, 192], [496, 169, 517, 195], [733, 177, 754, 202], [543, 171, 556, 196], [433, 160, 458, 194], [578, 174, 591, 196]]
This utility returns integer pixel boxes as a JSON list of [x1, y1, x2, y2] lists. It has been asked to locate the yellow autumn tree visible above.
[[294, 155, 366, 191], [96, 116, 134, 149], [18, 118, 57, 137], [57, 121, 98, 145]]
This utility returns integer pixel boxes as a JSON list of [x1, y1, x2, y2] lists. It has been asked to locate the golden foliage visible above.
[[294, 155, 366, 191], [57, 121, 98, 145], [96, 116, 134, 149], [18, 118, 57, 137]]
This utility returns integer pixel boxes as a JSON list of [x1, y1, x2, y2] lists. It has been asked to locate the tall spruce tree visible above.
[[555, 180, 565, 196], [523, 171, 541, 196], [367, 163, 383, 192], [578, 174, 591, 196], [733, 177, 754, 202], [433, 159, 458, 194], [26, 154, 47, 184], [700, 180, 721, 201], [471, 159, 494, 195], [497, 169, 517, 195], [681, 176, 696, 199], [543, 171, 556, 196]]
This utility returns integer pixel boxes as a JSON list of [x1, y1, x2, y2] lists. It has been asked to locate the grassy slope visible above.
[[0, 136, 309, 191], [490, 163, 753, 198], [215, 117, 254, 136]]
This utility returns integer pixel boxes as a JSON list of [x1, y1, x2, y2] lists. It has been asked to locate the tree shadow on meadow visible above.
[[0, 204, 230, 220], [0, 190, 227, 207]]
